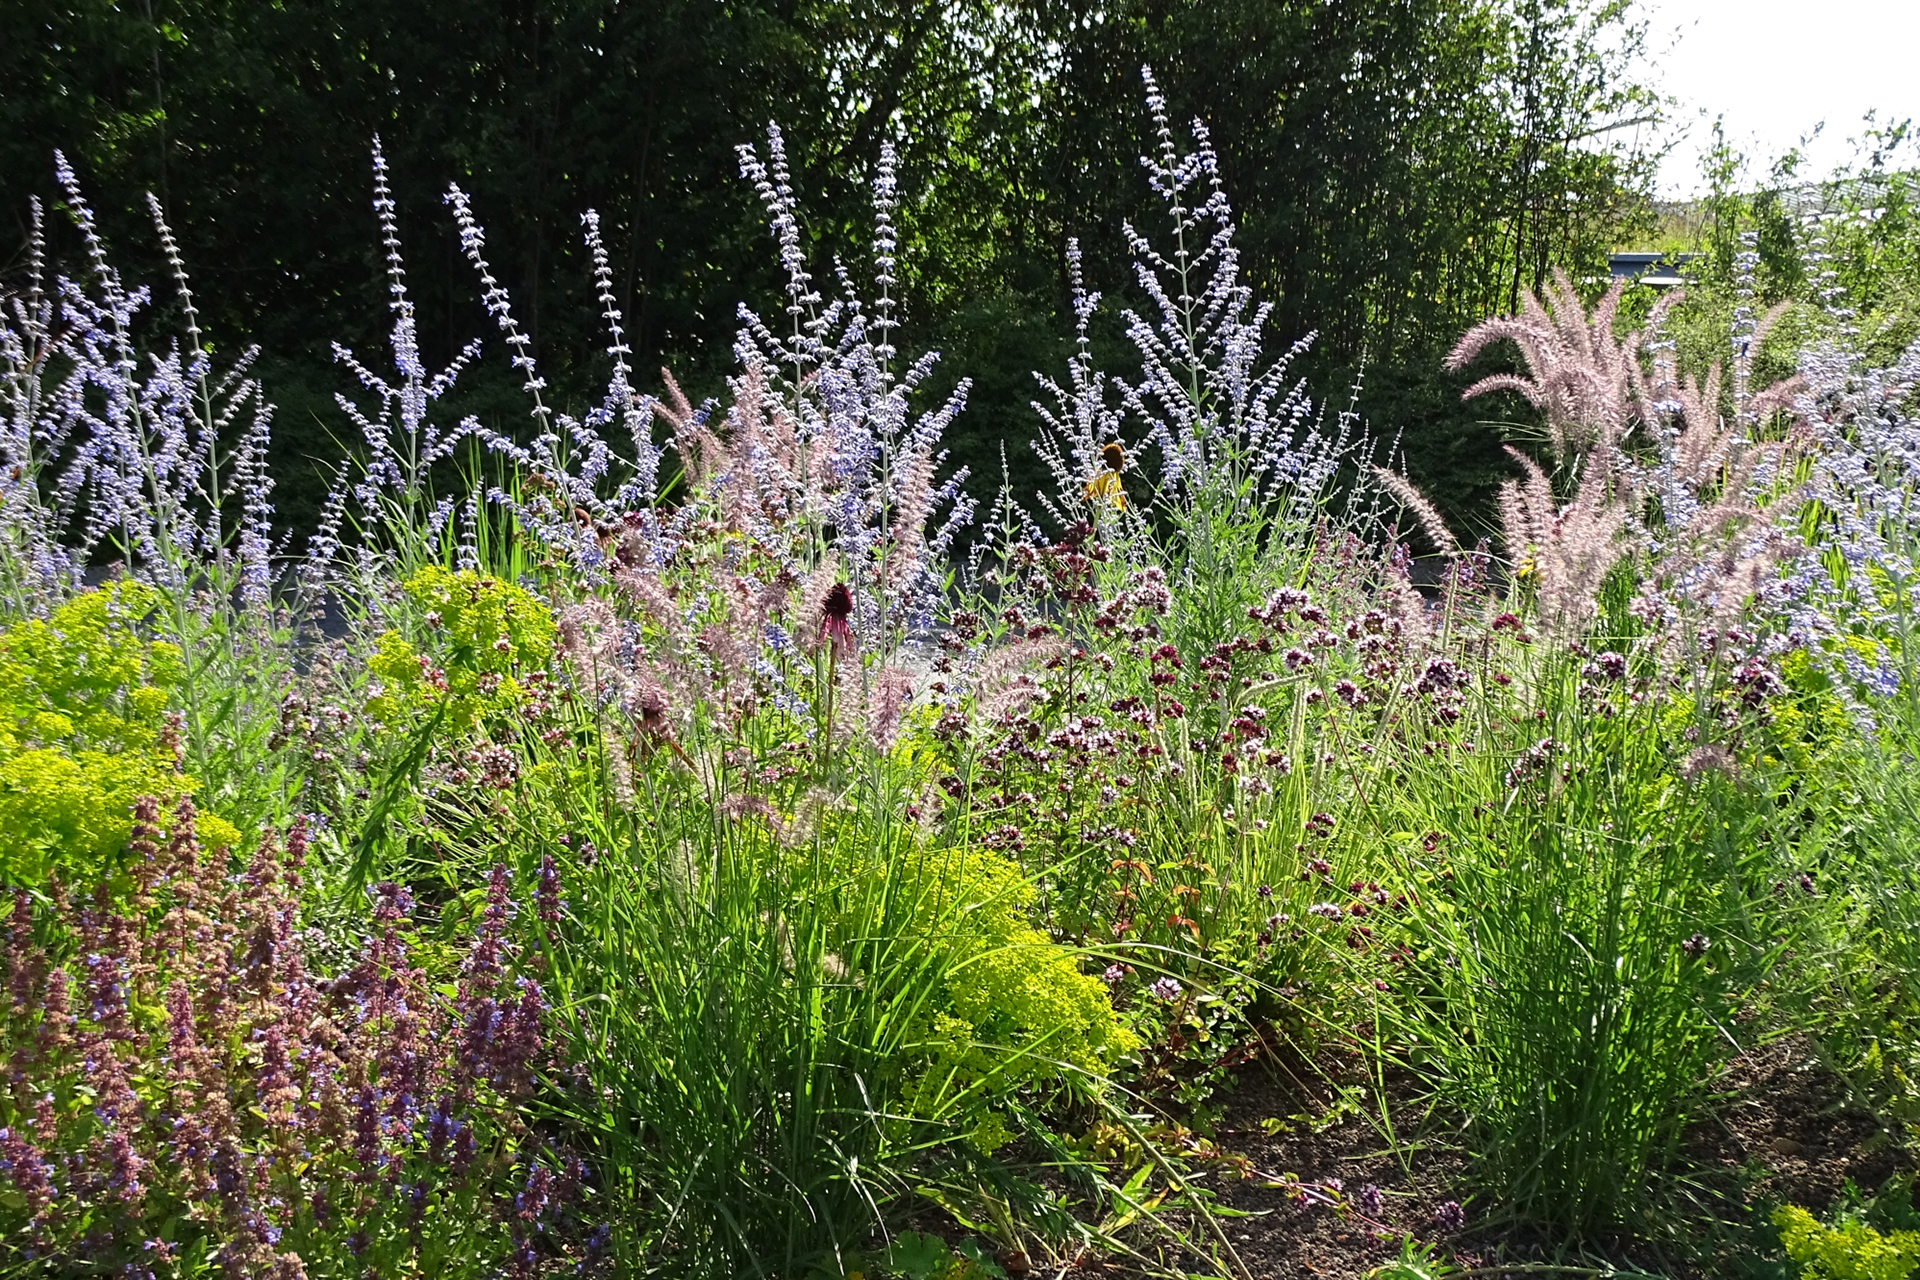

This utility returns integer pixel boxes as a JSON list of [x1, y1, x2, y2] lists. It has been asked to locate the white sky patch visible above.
[[1635, 0, 1920, 197]]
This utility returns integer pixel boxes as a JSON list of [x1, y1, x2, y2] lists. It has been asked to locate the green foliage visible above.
[[1665, 121, 1920, 399], [1813, 644, 1920, 1125], [345, 566, 556, 888], [1775, 1204, 1920, 1280], [365, 566, 556, 735], [1764, 648, 1867, 775], [0, 748, 175, 885], [1368, 1236, 1460, 1279], [0, 583, 239, 883], [0, 582, 179, 748], [876, 1230, 1004, 1280], [7, 0, 1655, 543]]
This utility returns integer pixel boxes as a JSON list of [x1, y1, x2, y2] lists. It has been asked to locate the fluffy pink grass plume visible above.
[[1370, 464, 1458, 556], [870, 666, 914, 751]]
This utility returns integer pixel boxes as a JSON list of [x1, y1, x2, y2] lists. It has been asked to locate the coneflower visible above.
[[819, 582, 855, 651]]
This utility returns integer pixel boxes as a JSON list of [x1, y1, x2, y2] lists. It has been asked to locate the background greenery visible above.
[[1, 0, 1658, 543]]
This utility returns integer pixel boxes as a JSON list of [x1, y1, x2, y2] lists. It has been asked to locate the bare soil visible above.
[[1162, 1036, 1912, 1279]]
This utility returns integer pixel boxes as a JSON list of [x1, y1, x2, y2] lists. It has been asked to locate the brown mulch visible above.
[[881, 1039, 1910, 1279], [1685, 1036, 1908, 1228], [1125, 1036, 1911, 1280], [1203, 1053, 1466, 1279]]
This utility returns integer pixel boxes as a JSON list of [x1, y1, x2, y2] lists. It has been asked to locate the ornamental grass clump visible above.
[[1340, 605, 1810, 1233], [1332, 269, 1835, 1233], [1444, 267, 1802, 639]]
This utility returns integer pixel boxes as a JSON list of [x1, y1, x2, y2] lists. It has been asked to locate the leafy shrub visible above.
[[1775, 1203, 1920, 1280], [345, 567, 558, 885]]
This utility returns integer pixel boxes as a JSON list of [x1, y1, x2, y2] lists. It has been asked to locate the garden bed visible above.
[[7, 87, 1920, 1280]]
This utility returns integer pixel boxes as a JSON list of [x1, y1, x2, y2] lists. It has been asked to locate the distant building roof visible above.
[[1608, 251, 1697, 289]]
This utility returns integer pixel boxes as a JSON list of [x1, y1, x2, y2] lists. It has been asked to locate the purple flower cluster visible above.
[[1, 161, 274, 615], [0, 801, 580, 1273]]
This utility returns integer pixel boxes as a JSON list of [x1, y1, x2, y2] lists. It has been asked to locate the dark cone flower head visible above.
[[821, 582, 855, 649]]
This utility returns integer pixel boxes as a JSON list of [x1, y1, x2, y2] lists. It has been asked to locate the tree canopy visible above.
[[2, 0, 1657, 538]]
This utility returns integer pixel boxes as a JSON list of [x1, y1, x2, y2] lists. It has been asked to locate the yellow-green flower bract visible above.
[[0, 583, 235, 883]]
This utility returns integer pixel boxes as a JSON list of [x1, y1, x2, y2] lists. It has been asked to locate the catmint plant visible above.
[[0, 803, 588, 1274]]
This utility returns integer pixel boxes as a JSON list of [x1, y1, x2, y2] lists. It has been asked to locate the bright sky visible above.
[[1637, 0, 1920, 197]]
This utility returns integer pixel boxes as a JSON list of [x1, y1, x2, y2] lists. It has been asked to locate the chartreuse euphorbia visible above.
[[0, 583, 237, 884], [365, 566, 555, 735], [895, 846, 1140, 1153], [1774, 1204, 1920, 1280]]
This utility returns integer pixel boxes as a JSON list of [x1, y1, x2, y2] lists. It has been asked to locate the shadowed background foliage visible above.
[[1, 0, 1655, 544]]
